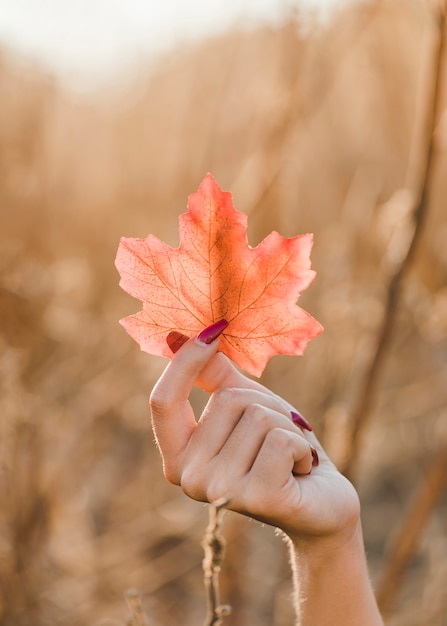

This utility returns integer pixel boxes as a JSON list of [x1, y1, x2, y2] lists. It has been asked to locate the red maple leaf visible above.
[[115, 173, 323, 377]]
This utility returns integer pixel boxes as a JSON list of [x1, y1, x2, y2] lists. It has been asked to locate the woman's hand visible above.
[[150, 321, 359, 543], [149, 322, 384, 625]]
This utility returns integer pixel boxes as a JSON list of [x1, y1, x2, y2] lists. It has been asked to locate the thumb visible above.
[[150, 320, 274, 476], [150, 321, 229, 473], [164, 320, 268, 396], [152, 320, 229, 413]]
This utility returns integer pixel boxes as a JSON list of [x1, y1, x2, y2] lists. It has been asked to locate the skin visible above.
[[150, 331, 384, 626]]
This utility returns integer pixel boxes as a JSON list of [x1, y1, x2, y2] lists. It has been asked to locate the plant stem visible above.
[[341, 2, 447, 481], [376, 434, 447, 617], [202, 498, 232, 626], [125, 589, 149, 626]]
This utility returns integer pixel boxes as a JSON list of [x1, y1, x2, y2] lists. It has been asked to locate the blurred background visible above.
[[1, 0, 446, 624]]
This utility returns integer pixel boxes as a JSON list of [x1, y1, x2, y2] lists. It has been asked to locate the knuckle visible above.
[[211, 387, 239, 407], [180, 467, 229, 504], [149, 387, 169, 419], [244, 403, 269, 427], [180, 466, 206, 501], [265, 427, 291, 450], [162, 461, 181, 486]]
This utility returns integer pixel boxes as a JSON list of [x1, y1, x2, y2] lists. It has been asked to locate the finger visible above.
[[250, 428, 314, 484], [166, 328, 267, 396], [150, 332, 221, 465], [201, 428, 314, 519], [195, 352, 269, 394], [180, 408, 310, 504], [215, 405, 309, 474], [151, 318, 268, 458], [152, 320, 254, 418], [189, 392, 305, 462]]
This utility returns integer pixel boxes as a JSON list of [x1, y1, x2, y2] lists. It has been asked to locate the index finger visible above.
[[150, 321, 278, 479], [149, 322, 235, 468]]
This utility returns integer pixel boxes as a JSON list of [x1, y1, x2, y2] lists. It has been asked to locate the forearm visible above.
[[287, 522, 384, 626], [150, 334, 382, 622]]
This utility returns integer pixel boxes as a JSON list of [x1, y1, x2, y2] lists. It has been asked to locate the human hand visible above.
[[150, 321, 360, 545]]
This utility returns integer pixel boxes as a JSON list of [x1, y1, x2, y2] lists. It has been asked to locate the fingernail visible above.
[[196, 319, 229, 345], [290, 410, 313, 432], [310, 446, 319, 467], [166, 330, 190, 354]]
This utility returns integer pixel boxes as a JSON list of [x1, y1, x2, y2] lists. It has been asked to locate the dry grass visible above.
[[1, 1, 447, 624]]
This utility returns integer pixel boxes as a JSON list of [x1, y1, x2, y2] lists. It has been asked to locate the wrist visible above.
[[288, 518, 364, 578], [279, 471, 362, 547], [286, 521, 383, 626], [287, 508, 362, 565]]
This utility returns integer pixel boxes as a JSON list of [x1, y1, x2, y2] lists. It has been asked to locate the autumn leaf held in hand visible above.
[[115, 174, 323, 377]]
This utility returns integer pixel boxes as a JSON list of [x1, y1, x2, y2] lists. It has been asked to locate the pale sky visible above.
[[0, 0, 349, 83]]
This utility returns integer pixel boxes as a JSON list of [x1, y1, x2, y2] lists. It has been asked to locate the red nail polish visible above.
[[290, 410, 313, 432], [197, 319, 229, 345], [166, 330, 190, 353], [310, 447, 319, 467]]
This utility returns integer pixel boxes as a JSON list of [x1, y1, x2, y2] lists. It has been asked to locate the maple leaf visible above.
[[115, 173, 323, 377]]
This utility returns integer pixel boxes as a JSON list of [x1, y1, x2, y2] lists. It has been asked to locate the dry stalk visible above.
[[341, 2, 447, 481], [125, 589, 150, 626], [375, 433, 447, 617], [201, 498, 232, 626], [241, 3, 383, 220]]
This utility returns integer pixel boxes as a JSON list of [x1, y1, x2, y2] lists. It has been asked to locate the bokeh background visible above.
[[1, 0, 447, 624]]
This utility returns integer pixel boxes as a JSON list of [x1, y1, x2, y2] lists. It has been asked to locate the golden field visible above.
[[0, 1, 446, 624]]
